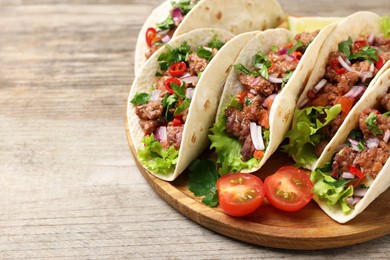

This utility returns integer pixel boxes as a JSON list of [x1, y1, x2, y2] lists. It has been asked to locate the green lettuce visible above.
[[282, 105, 342, 167], [381, 15, 390, 38], [311, 164, 354, 214], [138, 134, 179, 175], [209, 109, 260, 176]]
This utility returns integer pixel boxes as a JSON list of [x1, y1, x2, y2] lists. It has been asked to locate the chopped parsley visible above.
[[158, 42, 190, 71], [234, 52, 271, 79], [171, 0, 198, 15], [338, 37, 378, 63], [365, 112, 383, 135], [156, 14, 175, 31], [130, 92, 150, 105], [287, 40, 303, 54], [207, 36, 225, 50], [197, 46, 213, 61]]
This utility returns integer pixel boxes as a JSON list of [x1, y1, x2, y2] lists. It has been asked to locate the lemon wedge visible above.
[[288, 16, 343, 34]]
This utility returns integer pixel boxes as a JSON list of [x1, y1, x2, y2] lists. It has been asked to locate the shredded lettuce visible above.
[[209, 108, 260, 176], [311, 164, 354, 214], [381, 15, 390, 38], [138, 134, 179, 175], [282, 105, 342, 167]]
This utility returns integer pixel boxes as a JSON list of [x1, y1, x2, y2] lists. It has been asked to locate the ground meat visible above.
[[242, 96, 263, 122], [334, 71, 360, 93], [359, 107, 390, 140], [375, 35, 390, 52], [188, 53, 208, 75], [379, 93, 390, 111], [330, 146, 358, 178], [294, 30, 319, 47], [307, 83, 339, 107], [139, 117, 165, 135], [239, 74, 278, 97], [225, 108, 251, 140], [167, 125, 183, 149], [325, 52, 347, 81], [353, 141, 390, 179], [268, 51, 299, 77], [351, 60, 371, 72], [241, 135, 255, 161], [381, 51, 390, 64], [135, 101, 163, 121]]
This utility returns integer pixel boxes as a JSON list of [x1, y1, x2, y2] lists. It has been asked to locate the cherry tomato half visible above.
[[264, 166, 313, 212], [145, 27, 157, 47], [168, 61, 187, 77], [334, 96, 354, 116], [217, 173, 265, 217], [164, 78, 181, 94]]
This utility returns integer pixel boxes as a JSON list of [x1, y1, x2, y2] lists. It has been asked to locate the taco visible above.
[[310, 68, 390, 223], [283, 11, 390, 170], [208, 25, 337, 175], [134, 0, 285, 75], [127, 28, 258, 181]]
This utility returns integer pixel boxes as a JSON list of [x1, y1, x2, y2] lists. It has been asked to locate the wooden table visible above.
[[1, 0, 390, 258]]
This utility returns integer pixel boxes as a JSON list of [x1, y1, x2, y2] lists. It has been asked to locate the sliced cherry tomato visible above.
[[334, 96, 354, 116], [349, 165, 365, 179], [375, 55, 384, 70], [164, 78, 181, 94], [264, 166, 313, 212], [330, 58, 346, 75], [168, 61, 187, 77], [353, 40, 367, 52], [217, 173, 265, 217], [145, 27, 157, 47], [253, 150, 264, 159]]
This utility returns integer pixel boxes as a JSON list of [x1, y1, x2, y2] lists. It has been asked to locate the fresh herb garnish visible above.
[[208, 36, 225, 50], [338, 37, 353, 57], [281, 70, 293, 88], [197, 46, 213, 61], [383, 111, 390, 117], [162, 93, 178, 120], [156, 14, 175, 31], [287, 40, 303, 54], [158, 42, 190, 71], [338, 37, 378, 63], [188, 159, 219, 207], [365, 112, 383, 135], [130, 92, 151, 105], [234, 52, 271, 79], [174, 98, 190, 115], [171, 0, 197, 15], [271, 45, 279, 52], [234, 63, 251, 75]]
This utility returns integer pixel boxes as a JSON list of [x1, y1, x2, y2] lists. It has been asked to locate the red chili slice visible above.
[[168, 61, 187, 77], [145, 27, 157, 47], [164, 78, 181, 94], [330, 58, 346, 75], [353, 40, 367, 52], [349, 165, 365, 179]]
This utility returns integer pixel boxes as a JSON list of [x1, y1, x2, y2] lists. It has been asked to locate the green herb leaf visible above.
[[349, 45, 378, 62], [383, 111, 390, 117], [365, 112, 383, 135], [281, 70, 293, 88], [171, 0, 197, 15], [162, 94, 178, 120], [234, 63, 251, 75], [254, 52, 271, 69], [258, 64, 269, 80], [188, 159, 219, 207], [338, 37, 353, 58], [287, 40, 303, 55], [156, 14, 175, 31], [228, 96, 243, 111], [171, 82, 186, 99], [174, 98, 190, 115], [208, 36, 225, 50], [130, 92, 151, 105], [158, 42, 190, 71], [271, 45, 279, 52], [197, 46, 213, 61]]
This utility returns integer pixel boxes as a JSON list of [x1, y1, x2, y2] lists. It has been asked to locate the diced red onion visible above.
[[172, 8, 183, 25], [154, 126, 167, 144], [285, 55, 294, 62], [180, 75, 198, 86], [368, 33, 375, 45], [366, 137, 379, 148], [161, 35, 171, 43], [250, 122, 265, 151], [251, 76, 261, 86], [346, 196, 361, 206], [341, 171, 355, 179], [312, 79, 327, 93], [150, 90, 161, 101], [361, 71, 373, 82], [250, 89, 258, 95], [185, 87, 195, 99], [262, 93, 277, 108], [348, 138, 362, 152], [344, 85, 365, 98], [353, 187, 368, 197], [268, 75, 283, 84], [279, 48, 287, 55], [384, 129, 390, 142], [338, 56, 361, 75]]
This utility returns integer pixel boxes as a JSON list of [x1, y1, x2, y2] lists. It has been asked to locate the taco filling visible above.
[[145, 0, 199, 59], [210, 31, 319, 174], [131, 36, 227, 174], [284, 33, 390, 167], [311, 89, 390, 213]]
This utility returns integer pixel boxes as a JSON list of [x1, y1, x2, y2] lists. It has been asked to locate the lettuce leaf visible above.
[[282, 105, 342, 167], [138, 134, 179, 175], [381, 15, 390, 38], [209, 110, 259, 175], [311, 165, 354, 214]]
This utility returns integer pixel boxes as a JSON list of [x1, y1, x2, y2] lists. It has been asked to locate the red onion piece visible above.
[[161, 35, 171, 43], [279, 48, 287, 55], [348, 138, 362, 152], [285, 55, 294, 62], [344, 85, 365, 98], [250, 122, 265, 151], [185, 87, 195, 99], [251, 76, 261, 86], [180, 75, 198, 86], [368, 33, 375, 45], [366, 137, 379, 148], [313, 79, 327, 93], [150, 90, 161, 101], [346, 196, 361, 206], [172, 8, 183, 25], [354, 187, 368, 197], [262, 93, 277, 108], [268, 75, 283, 84], [341, 172, 355, 179], [384, 129, 390, 142], [338, 56, 361, 75], [361, 71, 373, 82], [154, 126, 167, 144]]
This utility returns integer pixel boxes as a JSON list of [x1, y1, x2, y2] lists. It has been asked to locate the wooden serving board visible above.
[[125, 117, 390, 250]]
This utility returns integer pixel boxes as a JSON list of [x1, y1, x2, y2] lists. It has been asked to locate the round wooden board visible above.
[[125, 117, 390, 250]]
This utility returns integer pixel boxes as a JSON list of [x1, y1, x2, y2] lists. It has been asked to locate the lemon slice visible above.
[[288, 16, 343, 34]]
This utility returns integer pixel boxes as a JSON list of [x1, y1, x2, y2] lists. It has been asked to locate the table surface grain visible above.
[[1, 0, 390, 259]]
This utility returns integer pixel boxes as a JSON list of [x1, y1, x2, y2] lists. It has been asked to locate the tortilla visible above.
[[134, 0, 285, 75], [285, 11, 390, 170], [311, 68, 390, 223], [209, 25, 337, 174], [128, 28, 258, 181]]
